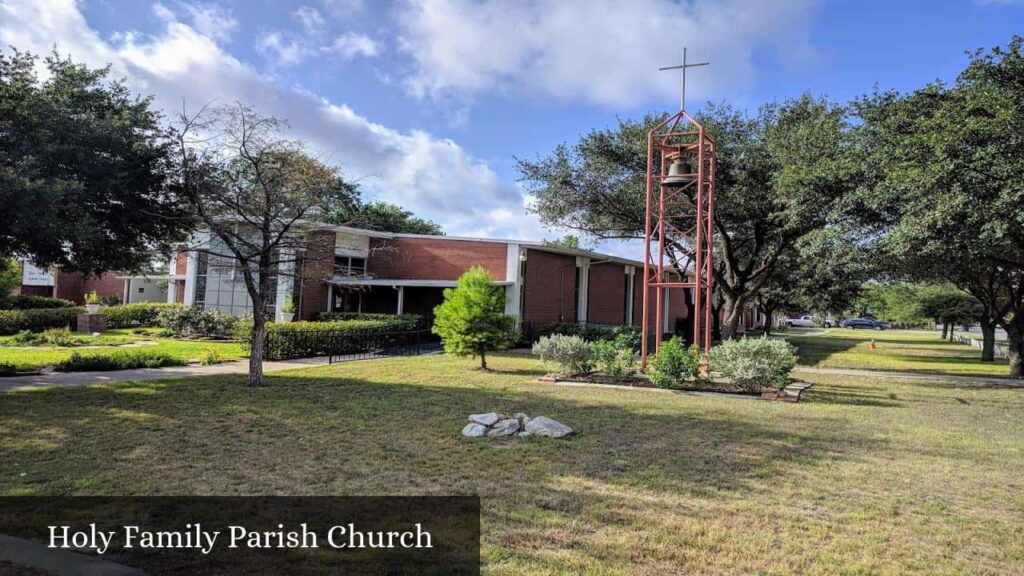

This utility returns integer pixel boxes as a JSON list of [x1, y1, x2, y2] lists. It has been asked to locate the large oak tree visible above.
[[854, 36, 1024, 377], [0, 50, 190, 274], [518, 95, 859, 339]]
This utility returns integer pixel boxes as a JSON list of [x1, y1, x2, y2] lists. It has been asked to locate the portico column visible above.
[[396, 286, 405, 315]]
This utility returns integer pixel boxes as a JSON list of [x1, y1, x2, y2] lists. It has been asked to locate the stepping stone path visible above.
[[462, 412, 573, 438]]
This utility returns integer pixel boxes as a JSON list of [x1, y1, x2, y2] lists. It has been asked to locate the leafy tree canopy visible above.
[[0, 49, 191, 274], [519, 95, 862, 338]]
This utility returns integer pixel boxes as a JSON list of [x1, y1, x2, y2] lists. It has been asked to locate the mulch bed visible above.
[[537, 373, 812, 401]]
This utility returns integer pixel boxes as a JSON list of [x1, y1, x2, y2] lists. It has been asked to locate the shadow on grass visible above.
[[0, 365, 887, 501]]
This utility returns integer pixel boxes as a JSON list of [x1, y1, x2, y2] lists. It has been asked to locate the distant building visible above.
[[168, 222, 694, 330], [15, 260, 167, 304]]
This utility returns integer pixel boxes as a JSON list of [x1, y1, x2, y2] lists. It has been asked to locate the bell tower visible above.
[[640, 49, 717, 368]]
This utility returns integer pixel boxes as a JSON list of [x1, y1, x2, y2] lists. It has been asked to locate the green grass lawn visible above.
[[2, 353, 1022, 574], [787, 328, 1012, 377], [0, 329, 245, 371]]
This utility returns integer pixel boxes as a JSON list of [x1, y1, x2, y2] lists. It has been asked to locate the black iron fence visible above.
[[260, 327, 440, 362]]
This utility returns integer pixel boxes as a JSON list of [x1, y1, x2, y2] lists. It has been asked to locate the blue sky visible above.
[[1, 0, 1021, 255]]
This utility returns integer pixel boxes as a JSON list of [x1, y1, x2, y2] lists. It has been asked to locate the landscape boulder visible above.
[[524, 416, 573, 438], [461, 412, 572, 439]]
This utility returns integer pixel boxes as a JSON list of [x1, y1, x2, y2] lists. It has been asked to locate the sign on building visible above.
[[21, 262, 54, 286]]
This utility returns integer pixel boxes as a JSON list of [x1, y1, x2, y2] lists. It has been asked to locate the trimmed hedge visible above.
[[156, 306, 238, 339], [0, 307, 85, 335], [102, 303, 181, 328], [2, 294, 75, 309], [237, 316, 428, 360], [315, 312, 425, 326], [54, 349, 187, 372]]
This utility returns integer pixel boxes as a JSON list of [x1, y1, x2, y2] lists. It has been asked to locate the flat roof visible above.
[[328, 277, 514, 288]]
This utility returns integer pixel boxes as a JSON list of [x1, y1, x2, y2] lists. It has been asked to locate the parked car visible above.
[[841, 318, 890, 330], [786, 315, 839, 328], [786, 315, 816, 328]]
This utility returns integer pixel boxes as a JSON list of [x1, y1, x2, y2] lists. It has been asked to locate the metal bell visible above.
[[662, 157, 690, 188]]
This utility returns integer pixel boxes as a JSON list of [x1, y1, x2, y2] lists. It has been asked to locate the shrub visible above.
[[0, 307, 85, 335], [592, 336, 636, 380], [26, 327, 80, 347], [648, 336, 702, 389], [433, 267, 516, 370], [157, 306, 238, 339], [532, 334, 593, 376], [54, 349, 186, 372], [315, 312, 425, 326], [281, 296, 296, 315], [99, 294, 121, 306], [103, 303, 181, 328], [236, 317, 424, 360], [528, 322, 641, 349], [199, 348, 229, 365], [2, 294, 75, 310], [708, 336, 797, 391], [0, 362, 17, 376]]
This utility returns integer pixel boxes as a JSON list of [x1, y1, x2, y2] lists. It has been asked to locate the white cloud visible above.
[[256, 5, 380, 67], [256, 31, 309, 67], [294, 6, 326, 36], [181, 2, 237, 43], [0, 0, 542, 241], [396, 0, 819, 107], [324, 32, 379, 60]]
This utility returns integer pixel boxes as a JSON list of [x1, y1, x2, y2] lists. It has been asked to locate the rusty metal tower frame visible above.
[[640, 109, 717, 368]]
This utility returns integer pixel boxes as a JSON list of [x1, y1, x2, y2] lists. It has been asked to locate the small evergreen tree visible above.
[[432, 266, 515, 370]]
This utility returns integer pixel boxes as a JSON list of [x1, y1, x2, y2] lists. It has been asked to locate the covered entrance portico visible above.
[[326, 279, 455, 324]]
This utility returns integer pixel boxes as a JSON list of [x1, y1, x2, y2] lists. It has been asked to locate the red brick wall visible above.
[[175, 250, 188, 276], [52, 272, 124, 304], [587, 262, 627, 325], [368, 238, 507, 281], [84, 273, 125, 301], [298, 231, 335, 320], [53, 272, 85, 302], [521, 249, 577, 324]]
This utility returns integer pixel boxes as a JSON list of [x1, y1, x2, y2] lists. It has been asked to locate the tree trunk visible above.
[[980, 319, 996, 362], [249, 313, 265, 386], [941, 323, 948, 340], [762, 306, 777, 336], [948, 322, 955, 342], [480, 350, 487, 370], [720, 295, 745, 340], [711, 299, 722, 342], [681, 288, 695, 346], [1007, 323, 1023, 380]]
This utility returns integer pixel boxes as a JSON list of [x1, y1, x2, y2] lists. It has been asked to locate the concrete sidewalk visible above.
[[794, 366, 1023, 386], [0, 357, 330, 392]]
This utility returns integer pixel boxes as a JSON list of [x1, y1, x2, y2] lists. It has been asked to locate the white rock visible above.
[[513, 412, 531, 426], [524, 416, 573, 438], [487, 418, 521, 437], [469, 412, 501, 426], [461, 423, 487, 437]]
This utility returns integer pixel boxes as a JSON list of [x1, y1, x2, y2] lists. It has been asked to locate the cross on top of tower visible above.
[[659, 47, 709, 112]]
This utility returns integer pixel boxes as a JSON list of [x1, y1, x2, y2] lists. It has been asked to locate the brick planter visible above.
[[76, 313, 108, 334]]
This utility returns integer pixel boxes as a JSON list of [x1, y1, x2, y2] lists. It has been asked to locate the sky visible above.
[[1, 0, 1021, 258]]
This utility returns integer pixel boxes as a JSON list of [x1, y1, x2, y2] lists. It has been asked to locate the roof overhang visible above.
[[328, 277, 513, 288]]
